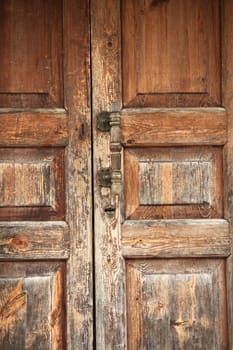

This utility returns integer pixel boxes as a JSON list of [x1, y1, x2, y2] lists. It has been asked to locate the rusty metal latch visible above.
[[97, 111, 122, 194], [98, 168, 112, 187], [97, 111, 111, 131]]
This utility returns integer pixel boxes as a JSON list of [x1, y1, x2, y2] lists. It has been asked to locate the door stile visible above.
[[64, 0, 93, 348], [91, 0, 127, 348], [222, 1, 233, 348]]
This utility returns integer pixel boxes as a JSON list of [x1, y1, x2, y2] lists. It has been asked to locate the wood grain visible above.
[[64, 0, 93, 348], [121, 108, 227, 146], [0, 262, 66, 350], [0, 0, 63, 107], [124, 147, 223, 219], [122, 219, 230, 258], [139, 160, 212, 205], [0, 148, 65, 220], [91, 0, 127, 348], [126, 259, 228, 349], [222, 1, 233, 348], [0, 110, 68, 147], [0, 222, 69, 259], [122, 0, 220, 107]]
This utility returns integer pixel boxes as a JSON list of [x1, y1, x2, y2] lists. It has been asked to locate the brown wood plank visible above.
[[0, 110, 68, 146], [126, 259, 228, 349], [0, 222, 69, 259], [64, 0, 93, 348], [222, 1, 233, 347], [91, 0, 127, 348], [121, 108, 227, 146], [122, 219, 230, 258]]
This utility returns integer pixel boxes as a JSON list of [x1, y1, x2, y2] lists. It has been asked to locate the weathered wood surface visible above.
[[0, 111, 68, 147], [92, 0, 127, 348], [64, 0, 93, 348], [0, 262, 66, 350], [122, 0, 220, 107], [122, 219, 230, 258], [222, 1, 233, 348], [124, 147, 223, 219], [92, 0, 230, 348], [0, 222, 69, 259], [126, 259, 228, 349], [0, 0, 93, 348], [0, 148, 65, 220], [0, 0, 63, 108], [139, 160, 212, 205], [121, 108, 227, 146]]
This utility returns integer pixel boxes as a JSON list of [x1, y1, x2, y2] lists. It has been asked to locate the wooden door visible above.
[[92, 1, 232, 349], [0, 1, 92, 349]]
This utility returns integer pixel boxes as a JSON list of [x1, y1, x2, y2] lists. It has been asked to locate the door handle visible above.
[[97, 111, 122, 194]]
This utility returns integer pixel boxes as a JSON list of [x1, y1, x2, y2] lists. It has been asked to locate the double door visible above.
[[0, 0, 232, 349]]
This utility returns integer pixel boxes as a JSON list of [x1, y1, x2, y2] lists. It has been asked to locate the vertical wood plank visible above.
[[91, 0, 127, 348], [222, 1, 233, 347], [64, 0, 93, 349]]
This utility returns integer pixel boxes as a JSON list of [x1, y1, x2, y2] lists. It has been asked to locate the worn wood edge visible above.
[[222, 1, 233, 347], [0, 111, 68, 146], [122, 219, 230, 257], [121, 107, 226, 114], [0, 108, 67, 114], [121, 108, 227, 146], [64, 0, 93, 348], [91, 0, 127, 348], [0, 221, 69, 259]]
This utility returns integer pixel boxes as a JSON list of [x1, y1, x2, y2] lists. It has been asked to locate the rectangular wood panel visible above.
[[122, 0, 220, 107], [125, 147, 223, 219], [0, 262, 66, 350], [0, 148, 65, 220], [126, 259, 228, 349], [0, 222, 69, 259], [0, 0, 63, 107], [122, 219, 230, 258], [0, 110, 68, 147], [121, 108, 227, 146], [139, 160, 212, 205]]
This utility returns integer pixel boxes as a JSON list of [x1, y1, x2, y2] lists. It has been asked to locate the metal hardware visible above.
[[97, 110, 122, 194], [97, 111, 111, 131], [98, 168, 112, 187]]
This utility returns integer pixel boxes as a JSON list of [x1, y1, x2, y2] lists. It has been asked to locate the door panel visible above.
[[92, 1, 231, 349], [0, 1, 92, 349], [122, 0, 220, 107], [124, 147, 223, 219], [0, 262, 65, 350], [127, 259, 228, 350], [0, 0, 63, 107]]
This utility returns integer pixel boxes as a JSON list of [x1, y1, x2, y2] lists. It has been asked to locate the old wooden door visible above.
[[92, 0, 233, 349], [0, 1, 92, 349]]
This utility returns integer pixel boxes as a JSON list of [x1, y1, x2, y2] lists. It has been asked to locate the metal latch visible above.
[[97, 110, 122, 194], [97, 112, 111, 131], [98, 168, 112, 187]]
